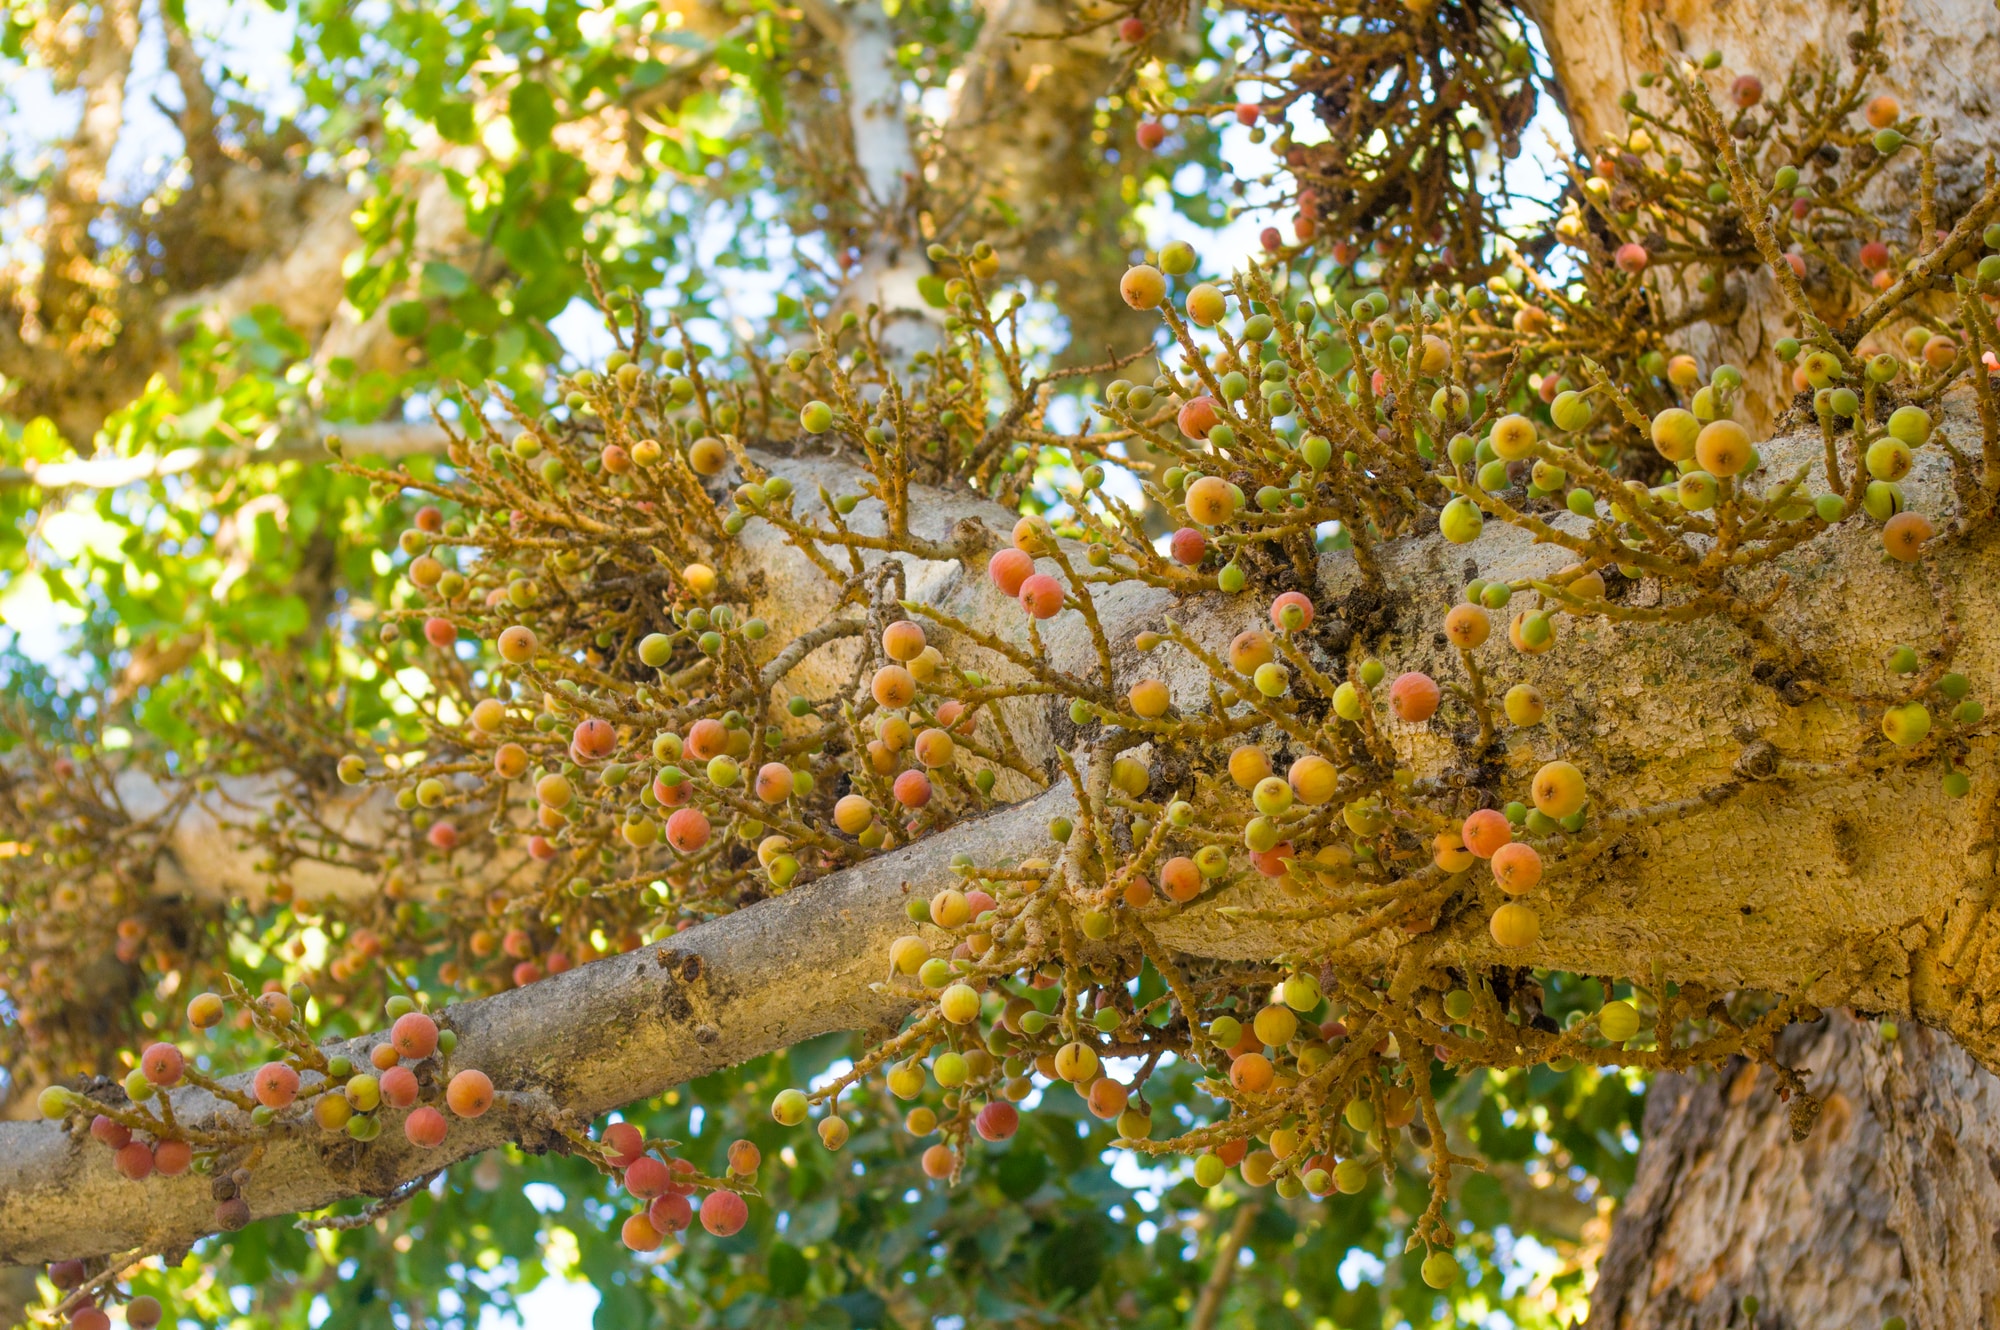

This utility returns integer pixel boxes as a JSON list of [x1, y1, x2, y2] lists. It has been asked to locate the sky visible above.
[[2, 5, 1574, 1325]]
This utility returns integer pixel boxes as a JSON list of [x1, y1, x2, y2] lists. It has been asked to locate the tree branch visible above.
[[0, 788, 1061, 1265], [34, 0, 143, 318], [159, 7, 224, 187], [1189, 1200, 1260, 1330], [0, 419, 502, 492], [15, 414, 2000, 1256]]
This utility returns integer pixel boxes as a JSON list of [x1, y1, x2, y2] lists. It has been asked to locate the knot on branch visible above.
[[1734, 740, 1780, 780]]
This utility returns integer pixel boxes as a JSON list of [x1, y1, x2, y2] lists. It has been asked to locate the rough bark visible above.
[[1589, 1014, 2000, 1328], [1526, 13, 2000, 1323], [1524, 0, 2000, 427]]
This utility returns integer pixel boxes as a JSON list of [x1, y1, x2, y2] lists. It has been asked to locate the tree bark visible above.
[[1526, 12, 2000, 1325], [1588, 1014, 2000, 1328], [1524, 0, 2000, 427]]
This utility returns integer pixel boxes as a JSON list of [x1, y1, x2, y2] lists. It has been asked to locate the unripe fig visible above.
[[772, 1089, 809, 1125], [1695, 420, 1751, 476], [871, 664, 917, 709], [1287, 755, 1338, 805], [939, 982, 982, 1024], [141, 1042, 184, 1086], [1184, 475, 1236, 524], [1650, 407, 1700, 461], [1128, 679, 1170, 718], [1445, 603, 1490, 647], [1491, 841, 1544, 894], [405, 1105, 448, 1148], [1504, 684, 1545, 726], [1489, 414, 1537, 460], [108, 1136, 157, 1180], [1177, 396, 1220, 440], [1018, 574, 1064, 618], [89, 1112, 131, 1152], [622, 1212, 664, 1251], [1270, 591, 1314, 630], [497, 625, 537, 663], [380, 1065, 420, 1108], [1229, 1051, 1274, 1092], [666, 808, 712, 853], [392, 1012, 439, 1059], [447, 1069, 494, 1118], [1388, 672, 1440, 723], [1433, 832, 1475, 873], [1598, 999, 1641, 1042], [1550, 390, 1593, 432], [975, 1101, 1019, 1141], [1866, 438, 1913, 482], [893, 770, 933, 808], [1882, 702, 1931, 746], [1531, 760, 1586, 817]]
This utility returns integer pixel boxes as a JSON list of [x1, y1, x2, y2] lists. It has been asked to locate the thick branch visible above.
[[71, 426, 2000, 1066], [0, 789, 1060, 1266], [35, 0, 142, 316], [18, 412, 2000, 1255]]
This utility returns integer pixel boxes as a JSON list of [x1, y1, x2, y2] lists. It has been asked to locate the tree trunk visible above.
[[1524, 0, 2000, 427], [1589, 1014, 2000, 1328], [1523, 10, 2000, 1324]]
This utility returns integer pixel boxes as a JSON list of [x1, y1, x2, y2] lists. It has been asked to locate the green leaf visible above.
[[420, 262, 471, 298], [434, 100, 476, 144], [387, 300, 431, 338], [509, 80, 558, 149], [995, 1145, 1048, 1201], [765, 1240, 809, 1297]]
